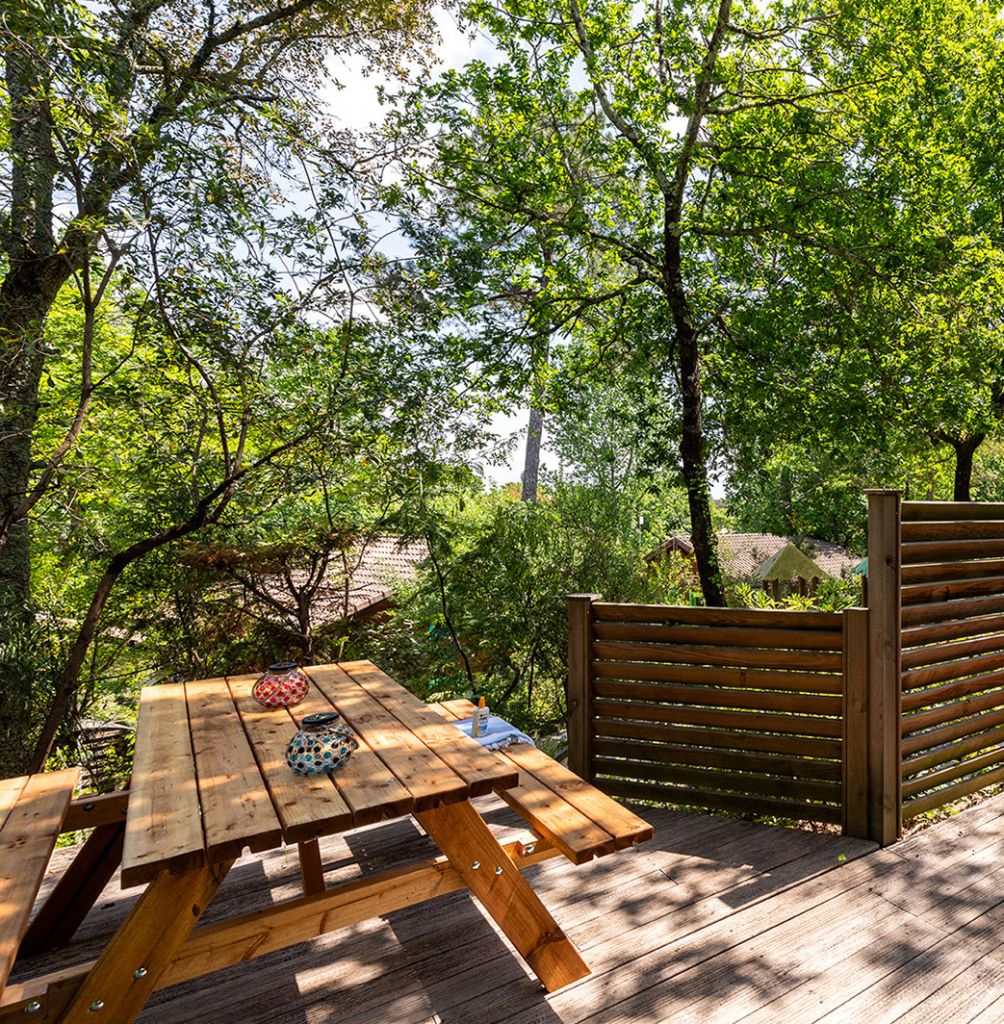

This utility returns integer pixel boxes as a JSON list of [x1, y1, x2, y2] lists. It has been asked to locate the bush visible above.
[[343, 482, 686, 732]]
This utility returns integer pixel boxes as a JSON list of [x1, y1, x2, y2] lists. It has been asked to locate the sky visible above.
[[321, 12, 558, 488]]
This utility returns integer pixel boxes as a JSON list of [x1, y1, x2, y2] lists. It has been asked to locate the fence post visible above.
[[865, 489, 903, 846], [567, 594, 600, 780], [842, 607, 870, 840]]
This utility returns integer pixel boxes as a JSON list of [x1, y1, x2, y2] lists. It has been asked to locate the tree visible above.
[[0, 0, 434, 613], [384, 0, 887, 604], [0, 0, 441, 771], [710, 0, 1004, 504]]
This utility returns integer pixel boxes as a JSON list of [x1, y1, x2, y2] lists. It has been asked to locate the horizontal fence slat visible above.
[[902, 744, 1004, 799], [902, 631, 1004, 670], [591, 603, 843, 630], [591, 641, 842, 672], [592, 698, 843, 738], [903, 723, 1004, 777], [902, 539, 1004, 565], [901, 705, 1004, 756], [902, 669, 1004, 712], [592, 717, 842, 759], [903, 558, 1004, 584], [903, 762, 1004, 818], [902, 575, 1004, 607], [901, 593, 1004, 627], [592, 757, 840, 803], [592, 678, 841, 716], [902, 686, 1004, 736], [902, 501, 1004, 522], [585, 600, 846, 830], [591, 620, 844, 651], [903, 614, 1004, 648], [592, 660, 843, 694], [902, 521, 1004, 542], [903, 652, 1004, 691], [895, 507, 1004, 820], [597, 778, 843, 824], [592, 737, 843, 781]]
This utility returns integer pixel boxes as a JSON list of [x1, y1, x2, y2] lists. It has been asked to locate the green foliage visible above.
[[343, 483, 688, 732]]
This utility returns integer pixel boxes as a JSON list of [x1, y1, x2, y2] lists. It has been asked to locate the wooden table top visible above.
[[120, 661, 519, 888]]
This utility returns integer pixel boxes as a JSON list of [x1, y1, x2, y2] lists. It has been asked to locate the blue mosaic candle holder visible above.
[[286, 711, 358, 776]]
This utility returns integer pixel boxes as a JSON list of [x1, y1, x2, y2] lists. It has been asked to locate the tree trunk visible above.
[[0, 37, 67, 773], [663, 231, 724, 605], [521, 404, 544, 502], [0, 291, 46, 623], [950, 434, 984, 501], [0, 291, 49, 776]]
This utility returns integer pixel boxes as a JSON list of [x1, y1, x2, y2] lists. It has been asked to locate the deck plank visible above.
[[22, 794, 1004, 1024]]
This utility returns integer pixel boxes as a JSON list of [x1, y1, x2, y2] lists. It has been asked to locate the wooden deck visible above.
[[15, 793, 1004, 1023]]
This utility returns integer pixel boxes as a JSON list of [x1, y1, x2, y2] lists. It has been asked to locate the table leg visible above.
[[20, 822, 125, 956], [416, 800, 590, 992], [56, 859, 231, 1024], [297, 839, 325, 896]]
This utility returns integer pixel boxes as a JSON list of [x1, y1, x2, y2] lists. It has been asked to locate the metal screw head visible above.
[[133, 967, 148, 980], [495, 865, 504, 875], [24, 1002, 41, 1015], [89, 1001, 104, 1013], [471, 860, 480, 870]]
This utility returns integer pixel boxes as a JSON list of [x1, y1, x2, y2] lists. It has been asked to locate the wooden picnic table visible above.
[[2, 660, 652, 1022]]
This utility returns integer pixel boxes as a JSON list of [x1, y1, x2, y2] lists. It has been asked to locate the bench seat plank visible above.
[[432, 700, 630, 865], [341, 661, 519, 797], [122, 683, 205, 888], [0, 767, 79, 990], [0, 776, 28, 836], [504, 742, 653, 849]]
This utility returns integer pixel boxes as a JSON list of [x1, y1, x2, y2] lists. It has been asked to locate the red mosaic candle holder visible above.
[[252, 661, 309, 709]]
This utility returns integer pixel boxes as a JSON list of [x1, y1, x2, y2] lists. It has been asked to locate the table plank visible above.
[[0, 767, 78, 990], [0, 775, 28, 835], [340, 661, 519, 797], [292, 682, 414, 827], [227, 675, 353, 844], [122, 684, 205, 888], [186, 678, 283, 862], [307, 665, 468, 811]]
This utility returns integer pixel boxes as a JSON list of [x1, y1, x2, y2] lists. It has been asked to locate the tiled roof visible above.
[[259, 536, 428, 626], [647, 531, 859, 581]]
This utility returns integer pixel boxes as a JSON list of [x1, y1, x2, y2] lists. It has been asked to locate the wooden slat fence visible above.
[[567, 597, 868, 830], [567, 497, 1004, 844], [898, 501, 1004, 818]]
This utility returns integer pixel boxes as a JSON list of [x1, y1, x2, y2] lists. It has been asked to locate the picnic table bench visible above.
[[1, 661, 651, 1022]]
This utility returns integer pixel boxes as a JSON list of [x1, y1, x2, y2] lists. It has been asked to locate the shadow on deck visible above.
[[15, 794, 1004, 1023]]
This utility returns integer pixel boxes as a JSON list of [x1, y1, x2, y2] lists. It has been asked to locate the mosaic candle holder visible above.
[[286, 711, 359, 775], [252, 661, 309, 709]]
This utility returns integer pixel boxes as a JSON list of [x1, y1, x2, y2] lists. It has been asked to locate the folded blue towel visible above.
[[453, 714, 535, 751]]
